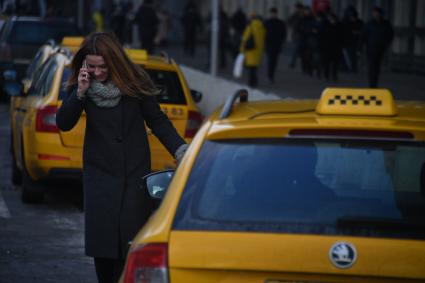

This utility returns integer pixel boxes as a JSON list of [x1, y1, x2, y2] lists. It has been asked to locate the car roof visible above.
[[206, 89, 425, 141]]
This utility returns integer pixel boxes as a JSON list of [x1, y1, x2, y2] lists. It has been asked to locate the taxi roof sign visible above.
[[61, 36, 84, 52], [125, 49, 148, 61], [316, 88, 397, 116]]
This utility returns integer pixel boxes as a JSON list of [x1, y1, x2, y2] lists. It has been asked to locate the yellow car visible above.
[[121, 88, 425, 283], [8, 48, 203, 202]]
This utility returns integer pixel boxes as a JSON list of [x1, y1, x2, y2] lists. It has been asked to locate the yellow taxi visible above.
[[120, 88, 425, 283], [8, 48, 203, 202]]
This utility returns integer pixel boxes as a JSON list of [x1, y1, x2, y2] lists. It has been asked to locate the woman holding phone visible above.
[[56, 32, 187, 283]]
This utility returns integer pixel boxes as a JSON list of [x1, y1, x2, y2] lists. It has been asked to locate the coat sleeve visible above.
[[140, 95, 186, 156], [56, 89, 85, 132]]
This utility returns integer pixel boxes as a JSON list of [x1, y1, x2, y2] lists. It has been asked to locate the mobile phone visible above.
[[82, 60, 89, 80]]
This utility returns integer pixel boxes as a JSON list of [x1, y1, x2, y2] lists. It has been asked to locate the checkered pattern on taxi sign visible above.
[[328, 95, 383, 106]]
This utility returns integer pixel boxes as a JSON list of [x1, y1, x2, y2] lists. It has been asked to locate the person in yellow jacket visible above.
[[92, 9, 105, 32], [240, 13, 266, 87]]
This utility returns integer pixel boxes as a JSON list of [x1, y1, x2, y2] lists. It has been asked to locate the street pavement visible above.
[[0, 104, 96, 283], [163, 43, 424, 102]]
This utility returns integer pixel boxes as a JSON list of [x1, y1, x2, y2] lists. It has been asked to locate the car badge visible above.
[[329, 242, 357, 269]]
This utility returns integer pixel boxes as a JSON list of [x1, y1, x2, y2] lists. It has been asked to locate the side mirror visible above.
[[3, 82, 22, 97], [142, 169, 174, 199], [190, 89, 203, 103]]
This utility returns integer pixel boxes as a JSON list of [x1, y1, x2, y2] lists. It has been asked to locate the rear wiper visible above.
[[337, 216, 425, 231]]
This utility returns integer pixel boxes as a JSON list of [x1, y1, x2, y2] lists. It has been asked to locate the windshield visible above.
[[174, 139, 425, 240]]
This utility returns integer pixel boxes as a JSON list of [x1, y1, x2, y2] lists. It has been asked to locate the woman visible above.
[[56, 32, 187, 283], [240, 13, 266, 87]]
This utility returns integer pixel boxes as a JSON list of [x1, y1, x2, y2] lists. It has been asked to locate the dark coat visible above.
[[265, 18, 287, 54], [364, 18, 393, 55], [56, 90, 185, 259]]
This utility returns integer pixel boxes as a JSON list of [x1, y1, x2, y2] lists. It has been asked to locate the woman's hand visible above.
[[77, 60, 90, 99]]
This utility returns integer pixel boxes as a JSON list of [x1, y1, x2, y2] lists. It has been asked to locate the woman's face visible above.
[[85, 54, 108, 83]]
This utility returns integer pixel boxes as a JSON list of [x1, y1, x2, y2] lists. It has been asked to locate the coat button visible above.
[[116, 137, 123, 143]]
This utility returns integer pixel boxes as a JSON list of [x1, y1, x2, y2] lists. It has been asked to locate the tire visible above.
[[21, 168, 44, 203], [20, 143, 44, 203]]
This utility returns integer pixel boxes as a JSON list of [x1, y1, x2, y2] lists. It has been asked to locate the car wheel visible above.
[[20, 143, 44, 203], [21, 168, 44, 203]]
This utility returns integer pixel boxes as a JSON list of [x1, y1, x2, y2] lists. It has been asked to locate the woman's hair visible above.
[[66, 32, 160, 97]]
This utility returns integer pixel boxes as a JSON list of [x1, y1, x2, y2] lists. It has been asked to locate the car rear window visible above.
[[173, 139, 425, 240], [8, 21, 79, 45], [144, 68, 186, 105]]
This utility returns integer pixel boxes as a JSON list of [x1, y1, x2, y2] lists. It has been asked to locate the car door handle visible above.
[[16, 108, 27, 113]]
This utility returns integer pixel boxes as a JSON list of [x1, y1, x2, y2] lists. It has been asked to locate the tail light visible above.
[[185, 111, 203, 138], [36, 106, 59, 133], [124, 243, 168, 283]]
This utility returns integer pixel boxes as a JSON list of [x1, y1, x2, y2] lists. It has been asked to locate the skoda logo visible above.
[[329, 242, 357, 269]]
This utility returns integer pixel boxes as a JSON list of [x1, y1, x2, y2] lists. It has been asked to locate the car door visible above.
[[144, 67, 189, 170]]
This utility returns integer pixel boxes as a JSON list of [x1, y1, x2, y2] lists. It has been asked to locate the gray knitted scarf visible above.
[[87, 80, 122, 108]]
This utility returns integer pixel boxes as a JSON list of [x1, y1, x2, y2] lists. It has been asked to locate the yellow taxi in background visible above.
[[60, 36, 84, 53], [125, 49, 203, 171], [7, 47, 203, 202], [121, 88, 425, 283]]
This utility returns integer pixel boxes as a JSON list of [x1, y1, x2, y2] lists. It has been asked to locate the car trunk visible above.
[[149, 104, 187, 171], [168, 231, 425, 282]]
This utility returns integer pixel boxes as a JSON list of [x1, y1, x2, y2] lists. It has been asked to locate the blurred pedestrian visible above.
[[321, 13, 343, 81], [91, 8, 105, 32], [135, 0, 159, 53], [122, 2, 135, 47], [240, 13, 266, 88], [230, 6, 247, 58], [155, 7, 172, 47], [299, 6, 315, 76], [111, 4, 125, 43], [56, 32, 187, 283], [342, 6, 363, 72], [364, 6, 393, 88], [288, 2, 304, 69], [264, 7, 287, 83], [219, 6, 230, 68], [181, 0, 202, 56]]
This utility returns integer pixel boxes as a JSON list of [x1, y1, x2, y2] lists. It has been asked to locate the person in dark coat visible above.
[[230, 6, 247, 58], [342, 6, 363, 72], [264, 7, 287, 83], [56, 32, 187, 283], [135, 0, 159, 53], [321, 13, 343, 81], [288, 2, 304, 68], [364, 6, 394, 88], [110, 3, 125, 43], [181, 0, 202, 56]]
